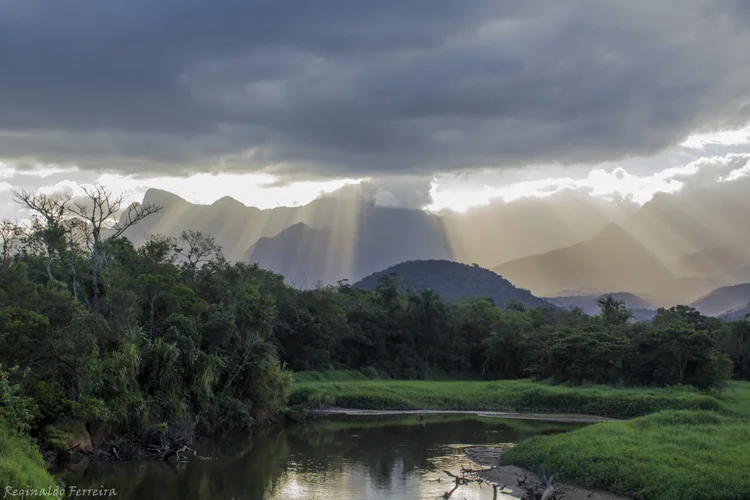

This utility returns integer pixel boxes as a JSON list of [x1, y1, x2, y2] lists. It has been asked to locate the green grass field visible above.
[[291, 372, 741, 418], [501, 410, 750, 500], [0, 426, 57, 495]]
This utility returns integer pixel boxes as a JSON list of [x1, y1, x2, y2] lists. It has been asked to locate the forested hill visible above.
[[354, 260, 550, 309]]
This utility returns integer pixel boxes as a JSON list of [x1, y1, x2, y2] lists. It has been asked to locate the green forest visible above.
[[1, 187, 750, 483]]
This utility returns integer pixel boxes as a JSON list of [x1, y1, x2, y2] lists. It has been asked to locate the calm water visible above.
[[60, 415, 583, 500]]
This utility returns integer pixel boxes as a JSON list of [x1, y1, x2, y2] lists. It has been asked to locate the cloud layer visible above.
[[2, 1, 750, 178]]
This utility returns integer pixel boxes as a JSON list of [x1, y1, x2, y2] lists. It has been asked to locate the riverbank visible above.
[[0, 426, 57, 494], [500, 410, 750, 500], [313, 407, 616, 423], [291, 373, 740, 418], [293, 375, 750, 498], [465, 446, 629, 500]]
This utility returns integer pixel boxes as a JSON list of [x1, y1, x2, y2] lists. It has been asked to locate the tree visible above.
[[63, 218, 88, 301], [173, 230, 223, 275], [13, 190, 71, 283], [69, 184, 161, 306], [0, 220, 23, 263], [718, 320, 750, 380], [597, 295, 633, 326], [137, 273, 171, 339]]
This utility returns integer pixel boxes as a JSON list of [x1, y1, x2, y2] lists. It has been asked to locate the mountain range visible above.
[[690, 283, 750, 318], [494, 223, 676, 299], [118, 178, 750, 311]]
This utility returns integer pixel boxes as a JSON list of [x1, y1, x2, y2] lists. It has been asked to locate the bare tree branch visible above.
[[68, 184, 161, 307], [111, 202, 163, 240]]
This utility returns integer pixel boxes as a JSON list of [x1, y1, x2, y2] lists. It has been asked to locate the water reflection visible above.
[[62, 415, 583, 500]]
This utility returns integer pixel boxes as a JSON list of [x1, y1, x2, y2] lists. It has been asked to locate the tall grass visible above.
[[0, 425, 57, 494], [717, 380, 750, 416], [501, 410, 750, 500], [290, 378, 727, 418]]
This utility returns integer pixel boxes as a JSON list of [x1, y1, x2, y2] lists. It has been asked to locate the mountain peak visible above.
[[142, 188, 188, 207], [212, 195, 247, 208]]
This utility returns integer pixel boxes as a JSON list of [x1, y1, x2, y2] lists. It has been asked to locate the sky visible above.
[[2, 1, 750, 219]]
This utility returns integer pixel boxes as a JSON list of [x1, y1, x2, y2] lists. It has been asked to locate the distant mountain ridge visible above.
[[354, 260, 550, 309], [690, 283, 750, 317], [117, 182, 750, 301], [123, 187, 453, 278], [246, 207, 453, 285], [121, 188, 305, 261], [494, 223, 675, 298]]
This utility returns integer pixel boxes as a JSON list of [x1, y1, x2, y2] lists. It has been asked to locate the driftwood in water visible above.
[[517, 470, 564, 500], [441, 467, 507, 499], [86, 424, 209, 464]]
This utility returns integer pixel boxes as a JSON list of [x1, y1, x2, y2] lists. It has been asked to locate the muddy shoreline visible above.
[[312, 407, 619, 423], [464, 446, 630, 500]]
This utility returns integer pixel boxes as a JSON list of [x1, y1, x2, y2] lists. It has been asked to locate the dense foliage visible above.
[[1, 188, 749, 464], [0, 190, 293, 466], [276, 282, 740, 389]]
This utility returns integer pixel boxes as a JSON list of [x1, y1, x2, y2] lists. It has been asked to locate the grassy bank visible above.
[[291, 373, 733, 418], [501, 410, 750, 500], [0, 426, 57, 494]]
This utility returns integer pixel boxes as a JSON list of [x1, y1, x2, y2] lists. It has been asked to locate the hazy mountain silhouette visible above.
[[244, 223, 336, 286], [690, 283, 750, 317], [623, 179, 750, 271], [354, 260, 550, 309], [493, 223, 675, 297], [118, 180, 750, 300], [721, 306, 750, 321], [245, 205, 453, 285], [121, 186, 453, 274], [120, 188, 312, 261], [675, 246, 750, 285], [545, 292, 656, 322], [643, 277, 723, 308], [438, 191, 633, 267]]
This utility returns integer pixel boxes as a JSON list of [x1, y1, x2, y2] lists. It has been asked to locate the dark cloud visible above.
[[1, 1, 749, 178]]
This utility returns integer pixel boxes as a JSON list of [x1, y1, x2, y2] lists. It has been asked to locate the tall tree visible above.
[[69, 184, 162, 306], [0, 220, 23, 263], [63, 218, 88, 301], [13, 191, 71, 283], [173, 230, 223, 275], [597, 295, 633, 326]]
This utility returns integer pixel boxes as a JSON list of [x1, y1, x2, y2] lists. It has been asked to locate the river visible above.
[[59, 414, 586, 499]]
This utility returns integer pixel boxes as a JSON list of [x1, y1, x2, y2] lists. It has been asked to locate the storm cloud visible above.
[[1, 1, 750, 178]]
